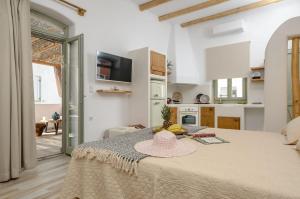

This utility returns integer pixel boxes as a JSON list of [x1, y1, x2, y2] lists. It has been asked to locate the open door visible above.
[[63, 34, 84, 155]]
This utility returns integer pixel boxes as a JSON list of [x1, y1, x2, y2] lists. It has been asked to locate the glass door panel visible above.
[[63, 34, 84, 155]]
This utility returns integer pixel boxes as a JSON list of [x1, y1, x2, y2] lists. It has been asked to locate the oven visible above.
[[179, 106, 199, 127]]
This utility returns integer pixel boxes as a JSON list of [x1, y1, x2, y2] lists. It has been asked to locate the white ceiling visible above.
[[131, 0, 271, 25]]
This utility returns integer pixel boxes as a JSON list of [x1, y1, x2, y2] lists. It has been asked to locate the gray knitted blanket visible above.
[[72, 128, 153, 174], [72, 127, 201, 175]]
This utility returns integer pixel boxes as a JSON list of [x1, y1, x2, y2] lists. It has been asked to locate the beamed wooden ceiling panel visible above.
[[139, 0, 172, 11], [136, 0, 284, 27], [181, 0, 283, 27], [159, 0, 229, 21], [32, 36, 62, 67]]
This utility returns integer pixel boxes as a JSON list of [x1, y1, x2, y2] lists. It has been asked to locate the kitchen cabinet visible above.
[[129, 47, 167, 127], [151, 100, 164, 127], [218, 116, 240, 130], [200, 107, 215, 127], [151, 80, 166, 99], [150, 80, 166, 126], [151, 51, 166, 76], [170, 107, 178, 124], [167, 104, 264, 131]]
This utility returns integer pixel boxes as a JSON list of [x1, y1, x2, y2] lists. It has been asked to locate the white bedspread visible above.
[[60, 128, 300, 199]]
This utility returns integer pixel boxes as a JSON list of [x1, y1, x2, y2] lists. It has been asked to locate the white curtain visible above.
[[0, 0, 37, 182]]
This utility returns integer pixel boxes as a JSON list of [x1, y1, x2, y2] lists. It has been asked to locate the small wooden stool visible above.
[[35, 122, 46, 136]]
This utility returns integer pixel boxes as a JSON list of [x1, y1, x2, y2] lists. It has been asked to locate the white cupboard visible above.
[[128, 47, 167, 127], [151, 80, 166, 99], [151, 100, 164, 127]]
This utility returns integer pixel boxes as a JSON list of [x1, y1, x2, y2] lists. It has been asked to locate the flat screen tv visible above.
[[96, 51, 132, 83]]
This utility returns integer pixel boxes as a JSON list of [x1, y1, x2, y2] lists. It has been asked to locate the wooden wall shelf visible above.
[[251, 66, 264, 71], [250, 66, 264, 82], [96, 89, 132, 94], [251, 78, 264, 82]]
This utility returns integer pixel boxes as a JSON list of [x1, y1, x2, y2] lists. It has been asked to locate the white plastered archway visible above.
[[264, 17, 300, 132], [30, 0, 75, 27]]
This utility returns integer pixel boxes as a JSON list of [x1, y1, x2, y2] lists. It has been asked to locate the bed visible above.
[[60, 128, 300, 199]]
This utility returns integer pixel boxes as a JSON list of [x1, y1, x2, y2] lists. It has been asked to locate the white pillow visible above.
[[281, 127, 287, 136], [286, 117, 300, 144], [297, 140, 300, 151]]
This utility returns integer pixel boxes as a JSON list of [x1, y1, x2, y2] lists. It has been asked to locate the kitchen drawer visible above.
[[218, 116, 240, 130], [201, 107, 215, 116]]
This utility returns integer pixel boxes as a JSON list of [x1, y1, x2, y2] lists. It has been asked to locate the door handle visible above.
[[154, 102, 160, 105]]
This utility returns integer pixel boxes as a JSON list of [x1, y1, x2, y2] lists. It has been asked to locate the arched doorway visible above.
[[264, 17, 300, 132]]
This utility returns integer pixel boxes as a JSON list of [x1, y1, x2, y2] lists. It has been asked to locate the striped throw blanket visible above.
[[72, 127, 201, 175]]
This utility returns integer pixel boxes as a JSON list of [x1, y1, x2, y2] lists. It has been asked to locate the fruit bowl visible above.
[[152, 124, 187, 135]]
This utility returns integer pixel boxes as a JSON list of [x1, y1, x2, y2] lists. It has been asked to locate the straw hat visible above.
[[134, 130, 197, 158]]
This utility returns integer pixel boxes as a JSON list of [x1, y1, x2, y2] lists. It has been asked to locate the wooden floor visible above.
[[36, 132, 62, 159], [0, 155, 70, 199]]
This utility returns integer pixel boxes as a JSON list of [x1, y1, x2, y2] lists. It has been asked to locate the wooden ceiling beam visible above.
[[159, 0, 229, 21], [139, 0, 171, 11], [181, 0, 283, 28]]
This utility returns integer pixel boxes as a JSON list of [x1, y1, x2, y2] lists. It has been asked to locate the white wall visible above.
[[187, 0, 300, 104], [167, 84, 211, 104], [33, 63, 62, 123], [33, 63, 61, 104], [171, 25, 200, 84], [35, 104, 62, 122], [31, 0, 171, 141]]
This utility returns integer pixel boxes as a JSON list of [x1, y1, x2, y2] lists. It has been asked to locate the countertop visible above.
[[167, 103, 264, 108]]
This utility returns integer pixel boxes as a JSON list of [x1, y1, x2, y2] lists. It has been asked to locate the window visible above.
[[213, 78, 247, 103], [34, 75, 42, 102], [32, 63, 61, 104], [31, 10, 68, 39]]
